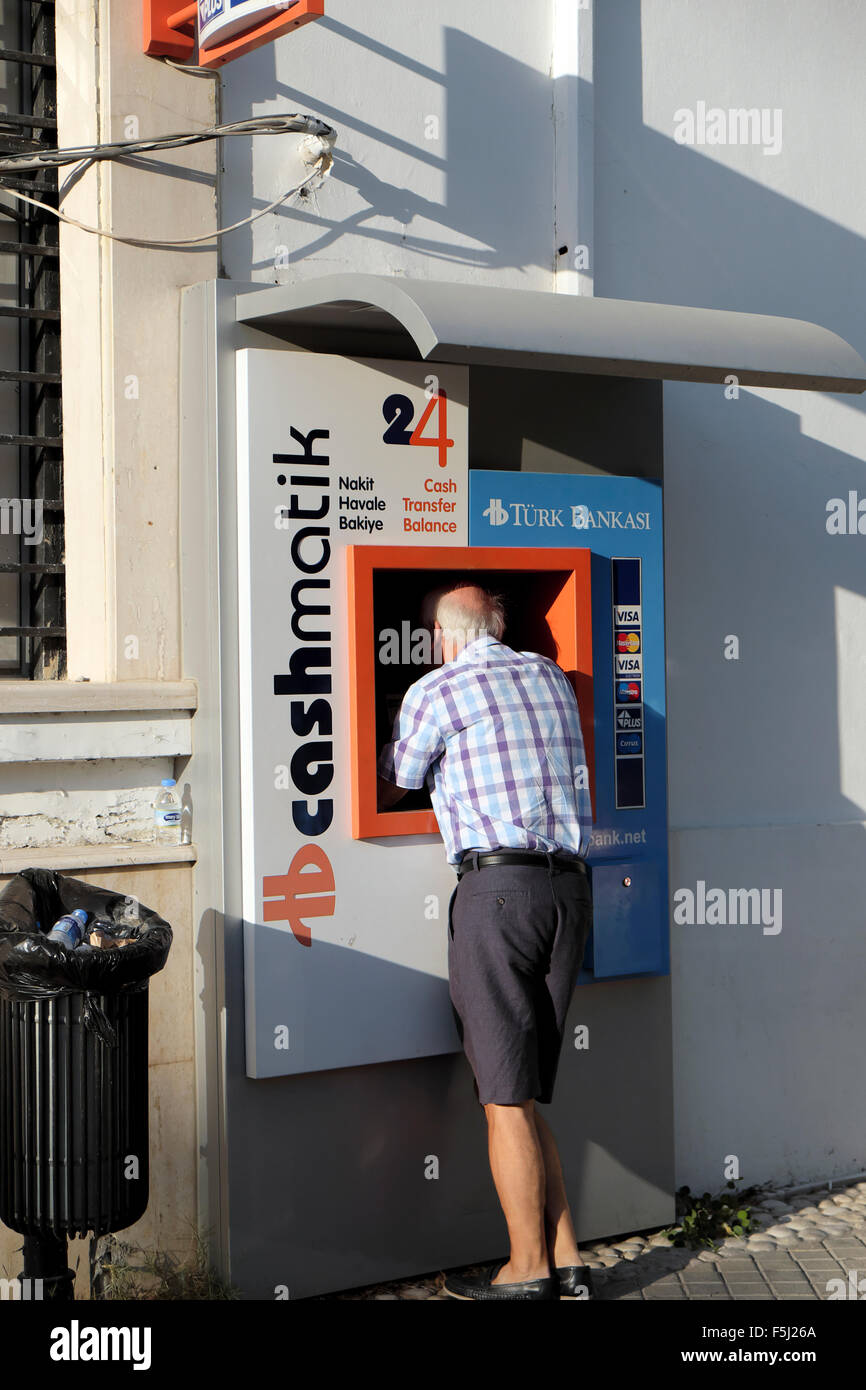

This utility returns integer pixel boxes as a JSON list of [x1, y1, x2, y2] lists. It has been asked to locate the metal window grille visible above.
[[0, 0, 64, 678]]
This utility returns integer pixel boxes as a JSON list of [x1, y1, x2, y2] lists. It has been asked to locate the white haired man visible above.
[[377, 582, 594, 1301]]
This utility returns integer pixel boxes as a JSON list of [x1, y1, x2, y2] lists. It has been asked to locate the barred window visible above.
[[0, 0, 64, 678]]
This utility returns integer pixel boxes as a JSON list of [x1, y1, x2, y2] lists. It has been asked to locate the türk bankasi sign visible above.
[[236, 350, 468, 1077]]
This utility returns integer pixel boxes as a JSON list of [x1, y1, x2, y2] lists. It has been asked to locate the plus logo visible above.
[[616, 708, 642, 731], [483, 498, 509, 526]]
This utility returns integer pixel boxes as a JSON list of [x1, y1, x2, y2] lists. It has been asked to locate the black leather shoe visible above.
[[443, 1260, 558, 1300], [557, 1265, 594, 1299]]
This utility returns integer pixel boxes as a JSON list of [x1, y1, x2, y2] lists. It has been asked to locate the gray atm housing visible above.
[[182, 279, 676, 1299]]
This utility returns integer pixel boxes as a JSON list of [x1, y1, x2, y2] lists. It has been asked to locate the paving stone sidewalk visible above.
[[319, 1176, 866, 1299]]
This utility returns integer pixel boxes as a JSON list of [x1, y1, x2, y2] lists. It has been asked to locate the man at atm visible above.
[[376, 583, 594, 1302]]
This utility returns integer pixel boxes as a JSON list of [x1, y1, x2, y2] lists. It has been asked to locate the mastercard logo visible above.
[[616, 631, 641, 653]]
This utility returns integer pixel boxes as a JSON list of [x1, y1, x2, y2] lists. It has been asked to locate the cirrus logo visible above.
[[616, 732, 642, 755]]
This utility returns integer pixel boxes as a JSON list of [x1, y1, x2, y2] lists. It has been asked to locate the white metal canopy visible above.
[[235, 273, 866, 394]]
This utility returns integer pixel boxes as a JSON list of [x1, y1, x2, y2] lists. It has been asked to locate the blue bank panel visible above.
[[469, 471, 668, 980]]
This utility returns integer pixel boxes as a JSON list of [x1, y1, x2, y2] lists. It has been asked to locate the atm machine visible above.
[[183, 312, 675, 1299]]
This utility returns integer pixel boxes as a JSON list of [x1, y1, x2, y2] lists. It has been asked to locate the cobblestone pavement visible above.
[[318, 1177, 866, 1299]]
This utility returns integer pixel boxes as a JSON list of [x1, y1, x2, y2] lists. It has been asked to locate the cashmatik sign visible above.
[[236, 350, 468, 1078]]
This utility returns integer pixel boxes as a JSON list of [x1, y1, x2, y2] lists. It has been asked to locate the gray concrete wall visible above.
[[217, 0, 563, 289], [594, 0, 866, 1189], [200, 0, 866, 1299]]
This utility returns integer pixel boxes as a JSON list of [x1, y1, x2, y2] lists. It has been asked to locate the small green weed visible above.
[[661, 1181, 760, 1250]]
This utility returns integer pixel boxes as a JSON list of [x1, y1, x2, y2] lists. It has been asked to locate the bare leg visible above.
[[533, 1108, 582, 1267], [483, 1100, 550, 1283]]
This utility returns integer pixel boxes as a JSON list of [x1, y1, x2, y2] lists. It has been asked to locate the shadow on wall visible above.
[[589, 0, 866, 1194], [221, 18, 566, 277], [221, 2, 866, 355]]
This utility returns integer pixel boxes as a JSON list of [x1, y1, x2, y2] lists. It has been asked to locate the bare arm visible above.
[[377, 775, 408, 811]]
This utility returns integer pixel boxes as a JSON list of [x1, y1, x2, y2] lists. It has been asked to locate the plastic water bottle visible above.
[[47, 908, 89, 950], [153, 778, 182, 843]]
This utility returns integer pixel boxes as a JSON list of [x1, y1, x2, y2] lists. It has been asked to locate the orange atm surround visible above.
[[348, 545, 595, 840]]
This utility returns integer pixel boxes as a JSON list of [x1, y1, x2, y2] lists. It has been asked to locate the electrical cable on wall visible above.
[[159, 55, 222, 79], [0, 114, 336, 248]]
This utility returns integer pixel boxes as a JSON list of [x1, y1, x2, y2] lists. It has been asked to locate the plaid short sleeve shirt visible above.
[[377, 635, 593, 866]]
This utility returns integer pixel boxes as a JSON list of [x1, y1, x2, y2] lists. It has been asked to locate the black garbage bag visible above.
[[0, 866, 172, 1004], [0, 869, 169, 1239]]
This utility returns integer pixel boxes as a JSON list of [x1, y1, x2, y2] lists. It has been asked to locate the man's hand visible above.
[[377, 775, 408, 811]]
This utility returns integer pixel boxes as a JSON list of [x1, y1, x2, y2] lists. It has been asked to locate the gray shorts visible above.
[[447, 857, 593, 1106]]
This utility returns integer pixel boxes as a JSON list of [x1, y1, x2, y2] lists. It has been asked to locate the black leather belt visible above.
[[457, 850, 587, 878]]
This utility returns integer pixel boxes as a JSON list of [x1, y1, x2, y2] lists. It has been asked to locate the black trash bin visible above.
[[0, 867, 172, 1299]]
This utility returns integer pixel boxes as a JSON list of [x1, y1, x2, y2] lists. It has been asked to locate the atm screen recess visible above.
[[347, 545, 594, 842], [373, 566, 580, 814]]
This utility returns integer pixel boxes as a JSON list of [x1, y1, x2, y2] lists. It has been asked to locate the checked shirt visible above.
[[377, 634, 592, 866]]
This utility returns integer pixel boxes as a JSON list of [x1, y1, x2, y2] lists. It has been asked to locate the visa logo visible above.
[[615, 655, 642, 675], [614, 605, 641, 625]]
